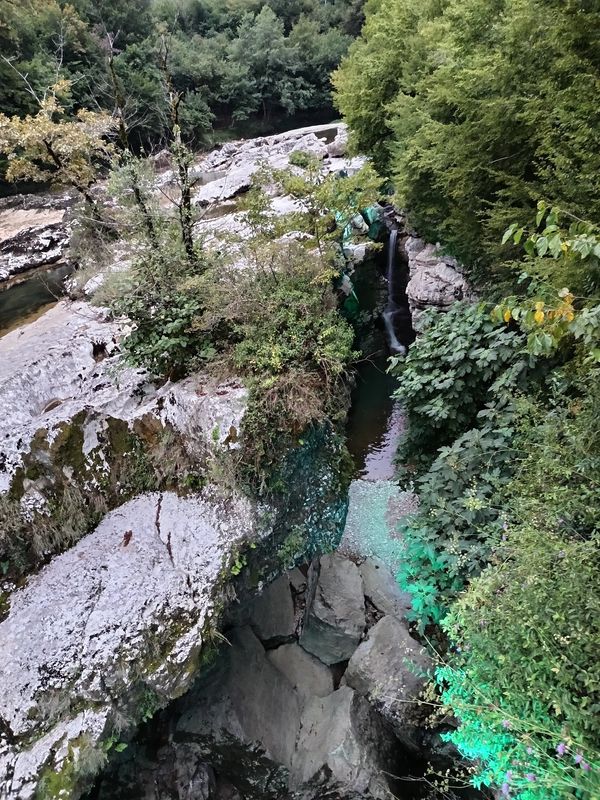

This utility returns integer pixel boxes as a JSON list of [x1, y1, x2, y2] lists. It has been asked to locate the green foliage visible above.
[[334, 0, 600, 275], [397, 405, 517, 630], [390, 303, 526, 464], [438, 379, 600, 799], [0, 0, 365, 159]]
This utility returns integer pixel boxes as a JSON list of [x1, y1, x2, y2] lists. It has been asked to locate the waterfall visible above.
[[382, 228, 409, 356]]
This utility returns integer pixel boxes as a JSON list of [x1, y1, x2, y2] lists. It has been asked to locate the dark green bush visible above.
[[438, 379, 600, 799], [391, 303, 526, 468]]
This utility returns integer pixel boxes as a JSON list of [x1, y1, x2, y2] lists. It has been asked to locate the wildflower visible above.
[[527, 747, 534, 755], [501, 783, 510, 797], [574, 753, 583, 764], [502, 720, 511, 729], [556, 743, 567, 756], [525, 774, 536, 782], [581, 762, 591, 772]]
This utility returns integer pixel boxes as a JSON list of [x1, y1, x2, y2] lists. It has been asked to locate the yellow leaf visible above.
[[503, 309, 511, 322], [535, 301, 545, 311], [534, 310, 545, 324]]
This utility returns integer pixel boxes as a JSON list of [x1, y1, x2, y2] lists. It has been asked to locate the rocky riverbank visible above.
[[0, 123, 472, 800]]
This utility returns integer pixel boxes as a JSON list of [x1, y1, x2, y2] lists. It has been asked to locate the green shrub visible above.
[[437, 378, 600, 799], [397, 404, 517, 630], [391, 302, 526, 468]]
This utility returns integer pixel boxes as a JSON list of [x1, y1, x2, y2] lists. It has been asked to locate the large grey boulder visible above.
[[0, 491, 266, 800], [176, 626, 302, 798], [359, 557, 412, 620], [290, 686, 396, 800], [300, 553, 365, 665], [244, 574, 296, 643], [404, 236, 473, 329], [327, 127, 349, 158], [344, 615, 432, 749], [267, 643, 334, 705]]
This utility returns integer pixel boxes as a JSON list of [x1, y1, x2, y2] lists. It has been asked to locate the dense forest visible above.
[[0, 1, 599, 799], [335, 1, 600, 798], [0, 0, 363, 149]]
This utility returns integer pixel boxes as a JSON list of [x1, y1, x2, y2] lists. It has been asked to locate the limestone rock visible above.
[[359, 557, 412, 619], [176, 626, 301, 798], [300, 553, 365, 665], [344, 615, 432, 749], [267, 643, 334, 705], [245, 574, 296, 643], [0, 490, 264, 800], [0, 191, 74, 285], [0, 301, 247, 501], [290, 686, 396, 800], [327, 127, 349, 158], [404, 236, 473, 329]]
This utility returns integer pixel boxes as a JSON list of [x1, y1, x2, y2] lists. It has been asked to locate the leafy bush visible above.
[[397, 404, 517, 630], [391, 303, 526, 467], [437, 380, 600, 799]]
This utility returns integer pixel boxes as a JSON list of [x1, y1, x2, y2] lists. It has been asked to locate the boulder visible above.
[[290, 133, 328, 160], [0, 491, 265, 800], [245, 574, 296, 643], [176, 626, 302, 798], [267, 643, 334, 705], [290, 686, 396, 800], [359, 557, 412, 619], [404, 236, 473, 329], [344, 615, 432, 749], [300, 553, 365, 665], [327, 127, 349, 158]]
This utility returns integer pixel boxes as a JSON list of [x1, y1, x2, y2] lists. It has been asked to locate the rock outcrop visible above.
[[0, 491, 265, 800], [88, 552, 431, 800], [403, 236, 474, 329], [0, 192, 74, 286]]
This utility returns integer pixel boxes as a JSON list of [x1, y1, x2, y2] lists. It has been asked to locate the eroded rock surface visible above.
[[0, 192, 74, 285], [0, 490, 265, 800], [403, 236, 474, 329]]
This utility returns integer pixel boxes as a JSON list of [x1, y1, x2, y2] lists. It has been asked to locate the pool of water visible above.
[[0, 262, 74, 336]]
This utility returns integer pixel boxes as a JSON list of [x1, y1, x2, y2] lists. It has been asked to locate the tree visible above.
[[334, 0, 600, 275], [0, 79, 115, 216], [226, 6, 310, 121]]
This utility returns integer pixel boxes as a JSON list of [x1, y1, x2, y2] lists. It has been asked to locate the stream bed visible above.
[[0, 262, 73, 335]]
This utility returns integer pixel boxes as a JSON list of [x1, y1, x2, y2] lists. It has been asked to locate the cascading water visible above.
[[382, 228, 413, 355]]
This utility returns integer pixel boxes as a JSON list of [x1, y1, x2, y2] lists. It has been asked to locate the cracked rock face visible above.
[[403, 236, 474, 329], [0, 300, 246, 504], [0, 192, 74, 286], [0, 490, 266, 800]]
